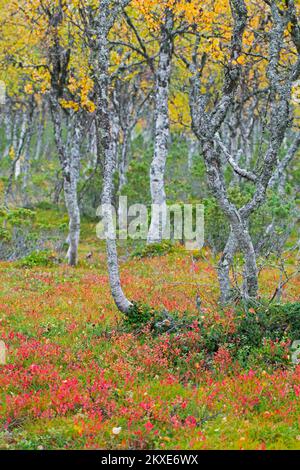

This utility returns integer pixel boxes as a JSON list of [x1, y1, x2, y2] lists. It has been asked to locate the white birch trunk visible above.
[[147, 9, 173, 244], [64, 118, 82, 266], [187, 136, 197, 171], [94, 1, 132, 314], [15, 112, 27, 180], [35, 102, 46, 161]]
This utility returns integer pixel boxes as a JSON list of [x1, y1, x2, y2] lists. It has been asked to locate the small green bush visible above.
[[124, 300, 300, 370], [124, 302, 190, 333], [124, 302, 157, 329], [235, 301, 300, 346], [131, 240, 176, 259], [18, 250, 58, 268], [246, 338, 291, 368], [35, 201, 56, 211], [0, 227, 11, 242], [6, 208, 36, 226]]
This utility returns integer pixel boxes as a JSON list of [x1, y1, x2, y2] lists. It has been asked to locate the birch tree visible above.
[[147, 8, 174, 243], [44, 4, 85, 267], [190, 0, 300, 302], [121, 0, 204, 244], [112, 77, 150, 195], [1, 0, 89, 265], [4, 99, 35, 207], [80, 0, 132, 313]]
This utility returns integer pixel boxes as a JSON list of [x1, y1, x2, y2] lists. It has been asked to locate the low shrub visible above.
[[0, 208, 66, 261], [131, 240, 176, 259], [124, 300, 300, 371], [235, 301, 300, 345], [18, 250, 59, 268], [0, 227, 11, 242], [124, 302, 158, 329]]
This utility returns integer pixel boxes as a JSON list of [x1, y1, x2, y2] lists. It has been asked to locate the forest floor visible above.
[[0, 210, 299, 450]]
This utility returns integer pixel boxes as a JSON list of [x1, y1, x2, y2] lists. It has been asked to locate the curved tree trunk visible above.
[[94, 2, 132, 314], [102, 142, 132, 313], [189, 0, 298, 302]]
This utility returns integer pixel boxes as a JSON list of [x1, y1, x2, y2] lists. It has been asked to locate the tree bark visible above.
[[49, 91, 83, 267], [119, 127, 129, 192], [147, 9, 173, 244], [64, 118, 83, 266], [34, 101, 46, 161], [22, 110, 36, 207], [190, 0, 299, 302], [94, 1, 132, 313], [4, 104, 34, 207], [187, 136, 197, 172], [231, 220, 258, 299], [218, 230, 237, 303]]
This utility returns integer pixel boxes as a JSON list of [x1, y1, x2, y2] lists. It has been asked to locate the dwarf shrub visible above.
[[18, 250, 58, 268], [124, 300, 300, 370], [131, 240, 176, 259]]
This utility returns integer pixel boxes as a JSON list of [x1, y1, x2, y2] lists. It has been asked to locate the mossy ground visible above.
[[0, 209, 299, 450]]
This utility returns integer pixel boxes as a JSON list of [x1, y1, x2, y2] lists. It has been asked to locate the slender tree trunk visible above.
[[187, 136, 197, 172], [119, 127, 129, 192], [218, 230, 237, 303], [15, 112, 27, 180], [102, 140, 132, 313], [2, 101, 13, 160], [50, 93, 83, 267], [22, 115, 35, 207], [95, 6, 132, 313], [35, 102, 46, 161], [4, 106, 33, 206], [64, 182, 80, 266], [189, 0, 299, 302], [147, 9, 173, 244], [111, 106, 120, 166], [269, 134, 300, 194], [117, 128, 130, 223], [64, 118, 82, 266]]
